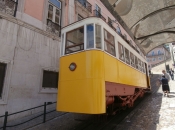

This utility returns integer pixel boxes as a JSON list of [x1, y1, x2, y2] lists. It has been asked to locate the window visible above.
[[104, 29, 115, 56], [159, 57, 162, 60], [65, 26, 84, 54], [95, 4, 101, 13], [95, 4, 101, 17], [124, 34, 127, 41], [130, 52, 135, 67], [138, 58, 141, 71], [78, 14, 83, 21], [47, 0, 61, 34], [143, 63, 146, 73], [48, 1, 61, 24], [0, 63, 6, 98], [108, 17, 112, 27], [152, 51, 154, 56], [118, 43, 124, 61], [78, 0, 87, 7], [116, 26, 121, 35], [129, 40, 132, 46], [141, 61, 144, 72], [95, 24, 102, 49], [158, 50, 161, 55], [87, 24, 94, 49], [42, 70, 58, 88], [135, 57, 138, 69], [124, 48, 130, 64]]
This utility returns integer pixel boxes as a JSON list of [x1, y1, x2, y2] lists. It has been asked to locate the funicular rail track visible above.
[[73, 74, 160, 130]]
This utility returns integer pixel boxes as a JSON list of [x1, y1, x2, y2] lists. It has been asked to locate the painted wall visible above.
[[24, 0, 45, 21]]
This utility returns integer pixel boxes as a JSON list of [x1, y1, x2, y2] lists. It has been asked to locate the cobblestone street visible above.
[[117, 71, 175, 129]]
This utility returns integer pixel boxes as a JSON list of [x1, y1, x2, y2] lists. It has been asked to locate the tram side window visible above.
[[104, 29, 116, 56], [95, 24, 102, 49], [65, 26, 84, 54], [130, 52, 135, 67], [143, 64, 146, 73], [118, 43, 124, 61], [138, 59, 141, 71], [124, 48, 130, 64], [135, 57, 138, 69], [87, 24, 94, 49], [141, 61, 144, 72]]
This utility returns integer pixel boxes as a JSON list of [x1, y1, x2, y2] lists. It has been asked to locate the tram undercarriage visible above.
[[106, 83, 146, 115]]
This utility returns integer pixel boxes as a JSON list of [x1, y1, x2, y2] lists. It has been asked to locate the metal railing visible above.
[[108, 22, 116, 31], [46, 19, 61, 36], [0, 102, 64, 130], [77, 0, 92, 13], [0, 0, 18, 17], [93, 10, 106, 22]]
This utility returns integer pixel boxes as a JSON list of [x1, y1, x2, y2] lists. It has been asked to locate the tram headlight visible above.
[[69, 63, 77, 71]]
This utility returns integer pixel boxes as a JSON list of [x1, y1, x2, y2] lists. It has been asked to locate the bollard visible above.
[[3, 111, 8, 130], [43, 102, 46, 123]]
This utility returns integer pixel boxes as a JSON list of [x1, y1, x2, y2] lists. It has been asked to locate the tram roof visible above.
[[100, 0, 175, 54]]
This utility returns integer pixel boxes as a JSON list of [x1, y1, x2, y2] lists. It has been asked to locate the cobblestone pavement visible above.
[[116, 78, 175, 130]]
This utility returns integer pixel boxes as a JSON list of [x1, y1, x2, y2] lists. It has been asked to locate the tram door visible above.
[[145, 63, 150, 88]]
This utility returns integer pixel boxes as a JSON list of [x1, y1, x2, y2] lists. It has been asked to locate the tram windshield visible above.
[[65, 26, 84, 54], [65, 24, 103, 55]]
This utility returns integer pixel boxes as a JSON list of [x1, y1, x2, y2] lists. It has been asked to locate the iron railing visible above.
[[0, 102, 66, 130], [0, 0, 18, 17], [77, 0, 92, 13], [46, 19, 61, 36], [93, 10, 106, 22], [108, 22, 116, 31]]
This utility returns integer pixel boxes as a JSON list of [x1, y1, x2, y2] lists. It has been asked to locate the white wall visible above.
[[0, 17, 60, 121]]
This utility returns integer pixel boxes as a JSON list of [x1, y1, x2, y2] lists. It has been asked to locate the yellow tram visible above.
[[57, 17, 150, 114]]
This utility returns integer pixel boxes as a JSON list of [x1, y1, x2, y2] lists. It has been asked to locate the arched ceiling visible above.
[[100, 0, 175, 54]]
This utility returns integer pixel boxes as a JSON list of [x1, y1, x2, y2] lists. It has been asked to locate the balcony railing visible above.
[[0, 0, 17, 17], [108, 22, 116, 31], [46, 19, 61, 36], [76, 0, 92, 13], [93, 10, 106, 22]]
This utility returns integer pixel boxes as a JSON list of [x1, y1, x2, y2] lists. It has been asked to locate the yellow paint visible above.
[[57, 50, 148, 114], [57, 50, 105, 114]]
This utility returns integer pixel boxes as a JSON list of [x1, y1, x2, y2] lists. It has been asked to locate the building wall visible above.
[[0, 0, 62, 121], [147, 47, 170, 69], [24, 0, 45, 21], [0, 17, 60, 120]]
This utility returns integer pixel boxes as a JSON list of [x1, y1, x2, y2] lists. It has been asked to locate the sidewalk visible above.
[[117, 78, 175, 130]]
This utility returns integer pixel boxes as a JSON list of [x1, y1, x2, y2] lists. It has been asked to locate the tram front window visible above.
[[65, 26, 84, 54], [87, 24, 94, 49]]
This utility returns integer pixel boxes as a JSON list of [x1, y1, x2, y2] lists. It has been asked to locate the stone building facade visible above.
[[0, 0, 63, 120], [146, 46, 170, 70]]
